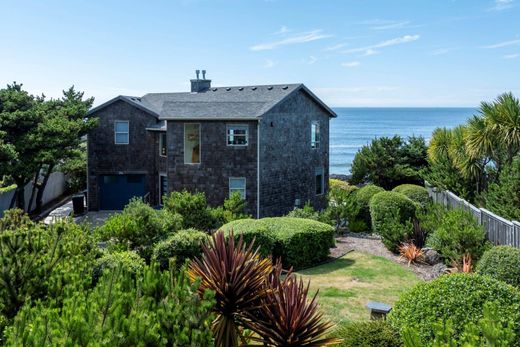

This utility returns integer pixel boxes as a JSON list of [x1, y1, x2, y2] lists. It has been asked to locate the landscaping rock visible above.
[[431, 263, 448, 279], [422, 247, 441, 265]]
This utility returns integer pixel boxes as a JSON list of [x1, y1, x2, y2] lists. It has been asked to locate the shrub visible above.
[[327, 185, 360, 231], [333, 320, 401, 347], [152, 229, 210, 270], [220, 217, 335, 269], [286, 202, 321, 221], [329, 178, 351, 190], [426, 208, 487, 265], [388, 273, 520, 345], [354, 184, 385, 229], [483, 156, 520, 221], [92, 251, 145, 284], [392, 184, 430, 208], [369, 191, 417, 251], [163, 190, 217, 230], [96, 198, 168, 261], [476, 246, 520, 288]]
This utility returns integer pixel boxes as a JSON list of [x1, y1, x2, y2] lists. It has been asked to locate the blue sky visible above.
[[0, 0, 519, 107]]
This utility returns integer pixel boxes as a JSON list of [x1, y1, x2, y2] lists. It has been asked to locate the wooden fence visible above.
[[425, 182, 520, 248]]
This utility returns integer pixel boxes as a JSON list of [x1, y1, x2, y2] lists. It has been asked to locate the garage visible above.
[[99, 174, 146, 210]]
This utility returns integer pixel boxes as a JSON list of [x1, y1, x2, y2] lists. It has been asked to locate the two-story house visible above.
[[87, 71, 336, 217]]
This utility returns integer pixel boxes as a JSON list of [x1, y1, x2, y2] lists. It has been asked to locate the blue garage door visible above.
[[99, 174, 145, 210]]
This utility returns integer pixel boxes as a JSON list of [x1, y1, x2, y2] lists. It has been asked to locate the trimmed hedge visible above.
[[355, 184, 385, 229], [369, 191, 416, 251], [92, 251, 145, 284], [220, 217, 335, 269], [476, 246, 520, 288], [388, 273, 520, 345], [152, 229, 209, 270], [392, 184, 430, 208], [333, 320, 401, 347]]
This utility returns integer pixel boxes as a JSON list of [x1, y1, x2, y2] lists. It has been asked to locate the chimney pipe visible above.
[[202, 70, 206, 79], [190, 69, 211, 93], [195, 70, 200, 80]]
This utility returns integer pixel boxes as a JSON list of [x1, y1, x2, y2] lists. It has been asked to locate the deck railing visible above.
[[425, 182, 520, 248]]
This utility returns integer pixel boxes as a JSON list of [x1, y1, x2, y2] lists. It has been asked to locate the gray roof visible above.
[[87, 83, 337, 120]]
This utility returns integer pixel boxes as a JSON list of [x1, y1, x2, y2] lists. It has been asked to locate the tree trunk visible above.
[[34, 164, 54, 214], [14, 182, 26, 211], [28, 165, 42, 213]]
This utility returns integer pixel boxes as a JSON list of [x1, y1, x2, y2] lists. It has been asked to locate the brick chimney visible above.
[[190, 69, 211, 93]]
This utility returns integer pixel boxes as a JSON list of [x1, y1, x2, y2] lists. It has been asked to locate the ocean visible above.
[[329, 107, 477, 175]]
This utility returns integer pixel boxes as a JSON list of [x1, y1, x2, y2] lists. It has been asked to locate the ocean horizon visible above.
[[329, 107, 477, 175]]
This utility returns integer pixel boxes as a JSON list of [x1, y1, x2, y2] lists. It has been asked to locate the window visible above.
[[311, 121, 320, 149], [315, 167, 324, 195], [229, 177, 246, 199], [159, 132, 167, 156], [227, 125, 248, 146], [114, 121, 129, 144], [184, 124, 200, 164], [159, 175, 168, 205]]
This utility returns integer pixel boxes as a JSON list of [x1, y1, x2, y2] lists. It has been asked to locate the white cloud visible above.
[[482, 39, 520, 48], [263, 59, 277, 68], [372, 20, 411, 30], [343, 34, 420, 54], [363, 48, 379, 56], [324, 43, 348, 51], [274, 25, 290, 35], [430, 48, 455, 56], [504, 53, 520, 59], [307, 56, 318, 64], [489, 0, 515, 11], [341, 61, 360, 68], [250, 29, 332, 51]]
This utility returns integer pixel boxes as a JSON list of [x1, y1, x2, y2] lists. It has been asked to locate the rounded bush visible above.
[[388, 273, 520, 345], [354, 184, 385, 229], [476, 246, 520, 288], [329, 179, 356, 192], [369, 191, 416, 251], [220, 217, 335, 269], [92, 251, 145, 283], [333, 320, 401, 347], [392, 184, 430, 208], [152, 229, 209, 270]]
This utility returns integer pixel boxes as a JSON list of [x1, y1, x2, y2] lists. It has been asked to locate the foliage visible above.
[[399, 242, 424, 266], [56, 143, 86, 193], [483, 156, 520, 220], [354, 184, 385, 230], [246, 261, 341, 346], [329, 178, 352, 190], [392, 184, 430, 209], [153, 229, 210, 270], [0, 184, 16, 194], [350, 135, 428, 190], [163, 190, 218, 231], [327, 184, 360, 231], [369, 191, 417, 251], [286, 201, 321, 220], [426, 208, 488, 265], [333, 320, 401, 347], [389, 273, 520, 345], [92, 250, 145, 284], [0, 211, 96, 321], [96, 198, 168, 262], [5, 264, 215, 346], [476, 246, 520, 288], [188, 232, 272, 347], [220, 217, 335, 269]]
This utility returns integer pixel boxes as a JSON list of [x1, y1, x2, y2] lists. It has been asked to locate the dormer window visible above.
[[115, 121, 129, 144], [311, 121, 320, 149], [227, 125, 248, 146]]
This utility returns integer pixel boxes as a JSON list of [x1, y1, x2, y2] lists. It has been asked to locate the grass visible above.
[[296, 251, 420, 323]]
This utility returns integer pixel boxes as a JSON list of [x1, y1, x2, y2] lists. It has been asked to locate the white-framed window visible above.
[[227, 124, 248, 146], [229, 177, 246, 199], [311, 121, 320, 149], [315, 167, 324, 195], [184, 123, 201, 164], [114, 121, 129, 144], [159, 132, 167, 157]]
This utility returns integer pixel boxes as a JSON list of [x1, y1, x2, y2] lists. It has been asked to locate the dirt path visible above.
[[331, 232, 436, 281]]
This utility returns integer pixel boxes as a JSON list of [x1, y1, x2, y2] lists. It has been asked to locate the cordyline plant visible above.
[[399, 242, 424, 266], [188, 231, 341, 347]]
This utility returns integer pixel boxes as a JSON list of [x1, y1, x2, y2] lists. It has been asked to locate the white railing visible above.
[[425, 182, 520, 248]]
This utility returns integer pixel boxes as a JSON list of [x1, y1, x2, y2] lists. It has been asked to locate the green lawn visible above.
[[296, 251, 420, 323]]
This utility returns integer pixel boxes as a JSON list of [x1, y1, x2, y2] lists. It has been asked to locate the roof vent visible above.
[[252, 87, 257, 91], [191, 69, 211, 93], [226, 87, 231, 91], [212, 88, 218, 91], [238, 87, 244, 91], [267, 86, 273, 90], [282, 85, 288, 90]]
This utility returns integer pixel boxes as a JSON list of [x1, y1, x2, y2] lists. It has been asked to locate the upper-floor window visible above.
[[227, 125, 248, 146], [311, 121, 320, 149], [229, 177, 246, 199], [115, 121, 129, 144], [315, 167, 324, 195], [184, 123, 200, 164], [159, 132, 167, 157]]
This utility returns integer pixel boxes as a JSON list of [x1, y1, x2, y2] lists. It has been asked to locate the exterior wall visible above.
[[259, 90, 330, 217], [87, 100, 166, 210], [167, 120, 258, 217]]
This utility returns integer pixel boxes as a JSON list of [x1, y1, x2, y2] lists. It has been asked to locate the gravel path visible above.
[[330, 232, 436, 281]]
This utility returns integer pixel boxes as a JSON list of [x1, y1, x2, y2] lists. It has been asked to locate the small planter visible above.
[[72, 194, 85, 215]]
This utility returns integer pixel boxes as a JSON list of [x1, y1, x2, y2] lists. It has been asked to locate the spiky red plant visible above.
[[187, 231, 272, 347], [399, 242, 424, 266], [246, 261, 341, 346]]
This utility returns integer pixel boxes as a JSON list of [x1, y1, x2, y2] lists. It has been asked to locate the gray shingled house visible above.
[[87, 71, 336, 217]]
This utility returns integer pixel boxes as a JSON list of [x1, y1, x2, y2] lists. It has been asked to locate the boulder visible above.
[[422, 247, 441, 265], [431, 263, 448, 279]]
